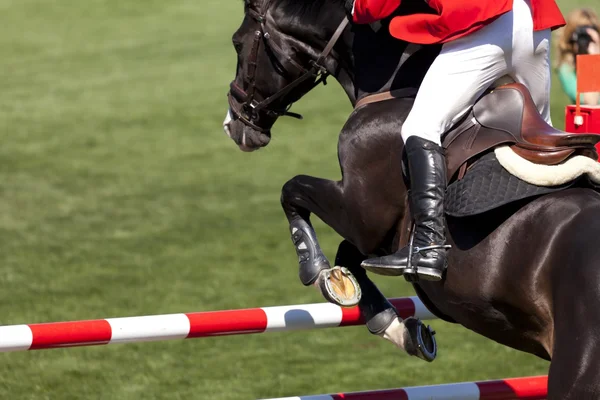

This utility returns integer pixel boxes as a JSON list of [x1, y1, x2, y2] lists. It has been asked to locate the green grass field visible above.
[[0, 0, 596, 398]]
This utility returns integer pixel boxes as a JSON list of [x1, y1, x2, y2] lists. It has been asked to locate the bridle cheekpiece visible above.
[[227, 0, 349, 133]]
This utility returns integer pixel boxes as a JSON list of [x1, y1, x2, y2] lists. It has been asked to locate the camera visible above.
[[571, 25, 599, 55]]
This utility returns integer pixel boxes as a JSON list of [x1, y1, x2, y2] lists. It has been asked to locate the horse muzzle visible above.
[[223, 108, 271, 152]]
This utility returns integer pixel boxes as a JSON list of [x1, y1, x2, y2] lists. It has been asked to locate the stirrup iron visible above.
[[403, 222, 451, 283]]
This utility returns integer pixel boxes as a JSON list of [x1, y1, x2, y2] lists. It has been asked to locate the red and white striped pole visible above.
[[261, 375, 548, 400], [0, 297, 434, 352]]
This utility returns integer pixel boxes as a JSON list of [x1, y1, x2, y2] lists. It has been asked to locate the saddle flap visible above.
[[443, 83, 600, 181], [442, 118, 513, 180], [472, 86, 524, 141], [473, 83, 600, 149]]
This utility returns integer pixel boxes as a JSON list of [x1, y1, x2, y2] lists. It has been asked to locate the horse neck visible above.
[[273, 1, 439, 105], [329, 1, 440, 102], [312, 21, 439, 106], [273, 1, 357, 104], [312, 20, 358, 105], [352, 24, 439, 100]]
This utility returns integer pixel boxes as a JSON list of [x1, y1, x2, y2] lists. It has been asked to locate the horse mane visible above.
[[276, 0, 345, 20]]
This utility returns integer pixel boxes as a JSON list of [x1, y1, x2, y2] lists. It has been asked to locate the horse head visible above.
[[224, 0, 353, 151]]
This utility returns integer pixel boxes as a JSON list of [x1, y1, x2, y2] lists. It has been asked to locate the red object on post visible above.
[[565, 105, 600, 159], [564, 54, 600, 160]]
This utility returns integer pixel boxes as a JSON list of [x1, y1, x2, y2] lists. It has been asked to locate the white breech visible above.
[[401, 0, 552, 145]]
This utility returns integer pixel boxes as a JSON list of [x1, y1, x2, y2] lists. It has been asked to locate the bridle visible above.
[[227, 0, 349, 133]]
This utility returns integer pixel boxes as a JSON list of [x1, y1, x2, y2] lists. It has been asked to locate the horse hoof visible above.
[[314, 266, 361, 307], [404, 317, 437, 362]]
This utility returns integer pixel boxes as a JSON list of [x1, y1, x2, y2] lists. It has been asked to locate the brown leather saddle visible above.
[[443, 82, 600, 181], [356, 82, 600, 182]]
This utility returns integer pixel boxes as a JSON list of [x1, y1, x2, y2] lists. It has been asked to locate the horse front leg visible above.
[[281, 175, 362, 307], [280, 165, 407, 307], [280, 175, 437, 361]]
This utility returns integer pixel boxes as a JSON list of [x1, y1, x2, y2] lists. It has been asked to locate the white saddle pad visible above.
[[494, 146, 600, 187]]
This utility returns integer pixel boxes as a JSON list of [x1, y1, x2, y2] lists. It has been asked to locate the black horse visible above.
[[224, 1, 600, 398]]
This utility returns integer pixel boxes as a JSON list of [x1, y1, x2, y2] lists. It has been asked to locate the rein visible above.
[[228, 0, 349, 133]]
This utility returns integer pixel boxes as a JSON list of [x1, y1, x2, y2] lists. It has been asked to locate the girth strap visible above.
[[354, 87, 418, 109]]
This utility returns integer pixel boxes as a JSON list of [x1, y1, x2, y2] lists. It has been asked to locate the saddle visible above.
[[356, 81, 600, 182], [441, 82, 600, 181]]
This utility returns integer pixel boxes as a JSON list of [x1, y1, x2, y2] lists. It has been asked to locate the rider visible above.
[[347, 0, 566, 281]]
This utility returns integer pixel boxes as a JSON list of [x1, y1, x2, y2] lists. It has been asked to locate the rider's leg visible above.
[[362, 6, 526, 281], [510, 0, 553, 124]]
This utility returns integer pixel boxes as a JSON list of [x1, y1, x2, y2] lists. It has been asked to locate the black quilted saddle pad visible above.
[[445, 152, 582, 217]]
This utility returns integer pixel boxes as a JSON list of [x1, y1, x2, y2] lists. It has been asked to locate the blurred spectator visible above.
[[556, 8, 600, 105]]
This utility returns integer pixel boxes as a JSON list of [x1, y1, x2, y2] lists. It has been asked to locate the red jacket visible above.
[[352, 0, 566, 44]]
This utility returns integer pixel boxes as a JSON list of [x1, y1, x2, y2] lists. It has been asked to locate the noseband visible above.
[[228, 1, 349, 133]]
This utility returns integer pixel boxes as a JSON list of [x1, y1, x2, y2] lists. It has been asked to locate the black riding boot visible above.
[[361, 136, 449, 281]]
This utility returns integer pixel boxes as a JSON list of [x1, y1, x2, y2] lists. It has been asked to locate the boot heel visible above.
[[415, 267, 444, 281]]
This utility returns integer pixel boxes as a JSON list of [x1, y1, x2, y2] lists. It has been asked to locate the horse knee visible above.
[[280, 175, 310, 220], [280, 176, 299, 204]]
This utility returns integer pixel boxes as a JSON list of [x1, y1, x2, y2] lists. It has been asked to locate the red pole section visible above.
[[0, 297, 433, 352], [261, 375, 548, 400]]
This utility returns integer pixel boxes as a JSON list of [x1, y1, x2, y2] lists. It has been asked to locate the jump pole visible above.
[[261, 375, 548, 400], [0, 297, 434, 352]]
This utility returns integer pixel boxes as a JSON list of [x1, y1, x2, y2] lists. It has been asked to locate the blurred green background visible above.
[[0, 0, 595, 399]]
